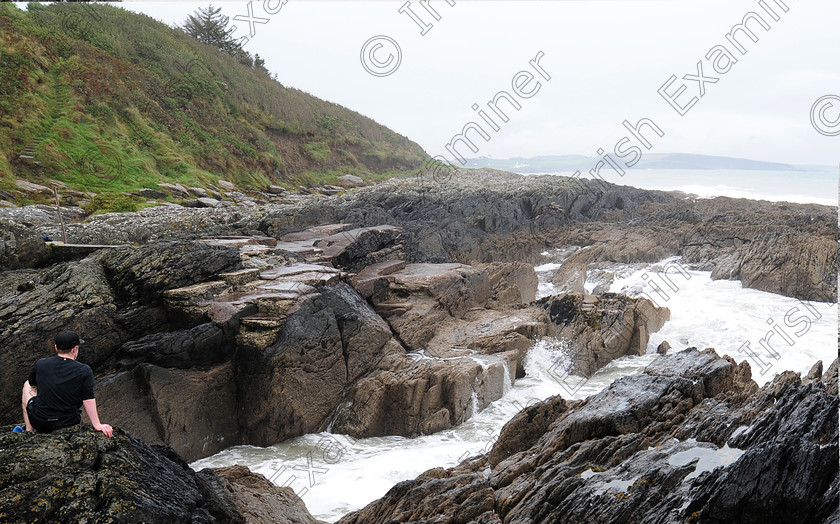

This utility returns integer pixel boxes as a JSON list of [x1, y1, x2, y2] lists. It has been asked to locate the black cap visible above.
[[55, 331, 84, 351]]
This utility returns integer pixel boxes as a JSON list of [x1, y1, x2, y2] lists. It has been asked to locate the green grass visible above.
[[0, 2, 428, 213]]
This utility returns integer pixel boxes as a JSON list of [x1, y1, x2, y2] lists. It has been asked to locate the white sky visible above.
[[48, 2, 840, 165]]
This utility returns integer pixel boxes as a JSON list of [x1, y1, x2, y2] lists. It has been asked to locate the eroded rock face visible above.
[[96, 363, 241, 461], [340, 349, 839, 524], [0, 242, 241, 428], [235, 283, 388, 446], [553, 198, 837, 302], [323, 260, 548, 438], [538, 293, 671, 376], [367, 262, 543, 355]]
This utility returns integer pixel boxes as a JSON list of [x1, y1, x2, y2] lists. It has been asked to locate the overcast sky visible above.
[[93, 2, 840, 166]]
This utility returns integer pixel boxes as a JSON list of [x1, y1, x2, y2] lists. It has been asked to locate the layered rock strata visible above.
[[1, 224, 556, 460]]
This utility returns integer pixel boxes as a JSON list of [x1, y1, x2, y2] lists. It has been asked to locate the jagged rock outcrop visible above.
[[0, 426, 321, 524], [340, 349, 839, 524], [234, 260, 543, 443], [364, 262, 544, 355], [538, 293, 670, 376]]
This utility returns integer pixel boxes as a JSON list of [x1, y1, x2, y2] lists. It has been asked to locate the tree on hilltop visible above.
[[180, 4, 270, 75], [181, 4, 241, 56]]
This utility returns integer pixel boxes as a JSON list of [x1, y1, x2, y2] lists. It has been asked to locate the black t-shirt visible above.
[[28, 356, 95, 428]]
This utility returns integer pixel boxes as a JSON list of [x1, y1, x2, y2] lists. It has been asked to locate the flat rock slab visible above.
[[315, 225, 401, 259], [349, 260, 407, 298], [389, 263, 471, 286], [202, 236, 278, 248], [273, 240, 322, 257], [15, 180, 53, 194], [257, 281, 319, 294], [355, 260, 407, 277], [260, 263, 341, 280], [280, 224, 352, 241]]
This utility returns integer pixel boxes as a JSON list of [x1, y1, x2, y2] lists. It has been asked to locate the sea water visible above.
[[192, 259, 837, 522], [532, 167, 839, 207]]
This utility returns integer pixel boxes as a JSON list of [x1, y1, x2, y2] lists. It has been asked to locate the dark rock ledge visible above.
[[0, 426, 323, 524]]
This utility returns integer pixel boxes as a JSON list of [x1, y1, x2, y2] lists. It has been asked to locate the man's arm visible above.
[[21, 380, 36, 432], [82, 398, 113, 438]]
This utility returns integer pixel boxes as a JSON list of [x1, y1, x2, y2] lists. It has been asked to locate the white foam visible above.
[[535, 262, 563, 272], [608, 259, 837, 385]]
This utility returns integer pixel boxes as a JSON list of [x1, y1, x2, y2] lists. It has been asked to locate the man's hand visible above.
[[94, 423, 113, 438], [83, 398, 113, 437]]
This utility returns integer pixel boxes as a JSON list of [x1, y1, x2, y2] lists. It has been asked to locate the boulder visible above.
[[15, 179, 53, 195], [188, 187, 208, 198], [207, 466, 326, 524], [0, 217, 48, 270], [657, 340, 670, 355], [158, 183, 190, 198], [538, 293, 671, 376], [138, 188, 169, 200], [196, 197, 222, 208], [218, 180, 236, 191], [337, 174, 364, 187]]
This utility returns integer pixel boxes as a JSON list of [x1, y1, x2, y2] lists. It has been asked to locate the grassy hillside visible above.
[[0, 3, 427, 210]]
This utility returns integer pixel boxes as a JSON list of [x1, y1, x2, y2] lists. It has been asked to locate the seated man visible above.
[[22, 331, 113, 437]]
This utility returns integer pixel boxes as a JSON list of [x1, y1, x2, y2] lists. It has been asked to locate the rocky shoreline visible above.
[[0, 169, 836, 522], [3, 169, 835, 300], [339, 350, 838, 524]]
